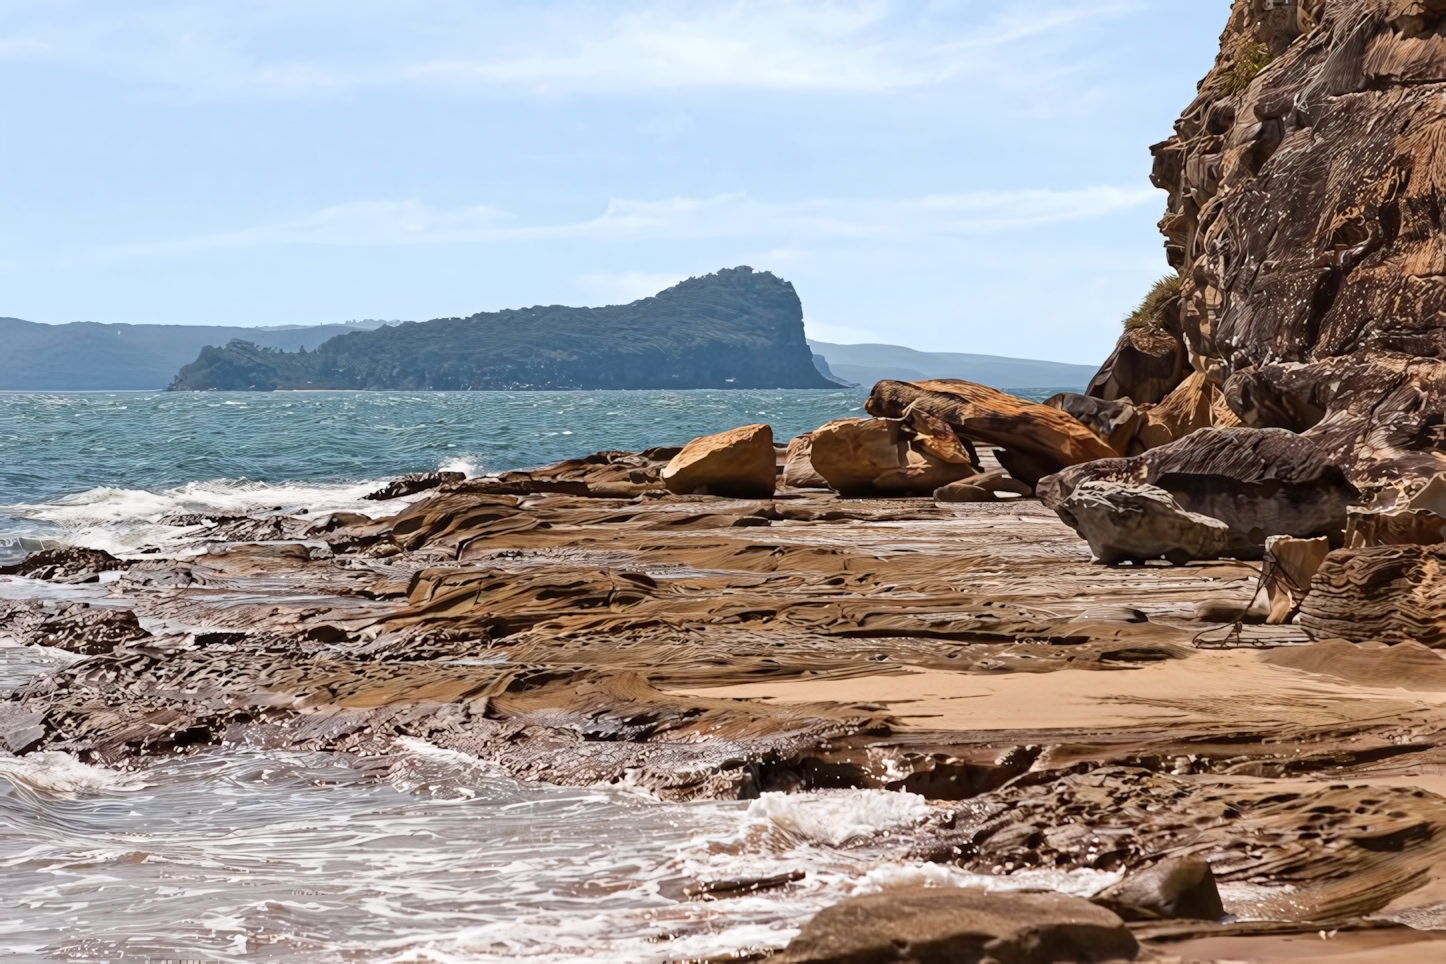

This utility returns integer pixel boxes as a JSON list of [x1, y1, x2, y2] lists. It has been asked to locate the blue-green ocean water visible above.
[[0, 388, 1062, 561]]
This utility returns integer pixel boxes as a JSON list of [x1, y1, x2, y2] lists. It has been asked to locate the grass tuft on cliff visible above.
[[1221, 40, 1271, 94], [1123, 274, 1182, 331]]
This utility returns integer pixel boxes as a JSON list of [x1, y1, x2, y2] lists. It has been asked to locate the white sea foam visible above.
[[851, 861, 1121, 898], [745, 788, 933, 846], [0, 751, 145, 798], [1, 477, 396, 556]]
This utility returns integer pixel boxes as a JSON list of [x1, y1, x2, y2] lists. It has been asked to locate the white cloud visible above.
[[0, 0, 1134, 97], [109, 186, 1157, 256]]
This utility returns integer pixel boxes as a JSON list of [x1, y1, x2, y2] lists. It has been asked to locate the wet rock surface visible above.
[[777, 887, 1138, 963]]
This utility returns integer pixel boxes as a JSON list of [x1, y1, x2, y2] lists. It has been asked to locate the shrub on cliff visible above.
[[1220, 40, 1271, 93], [1123, 274, 1182, 332]]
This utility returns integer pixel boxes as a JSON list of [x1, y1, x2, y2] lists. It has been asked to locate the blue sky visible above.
[[0, 1, 1227, 362]]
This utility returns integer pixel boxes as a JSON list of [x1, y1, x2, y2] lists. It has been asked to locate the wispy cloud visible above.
[[108, 187, 1157, 257], [0, 0, 1134, 97]]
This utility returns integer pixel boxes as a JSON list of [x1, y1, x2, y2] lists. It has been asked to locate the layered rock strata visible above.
[[1143, 0, 1446, 488]]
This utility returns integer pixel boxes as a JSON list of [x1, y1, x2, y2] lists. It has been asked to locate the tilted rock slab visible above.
[[1039, 427, 1358, 557], [662, 423, 776, 498], [1301, 544, 1446, 645], [865, 378, 1116, 482], [1146, 0, 1446, 487]]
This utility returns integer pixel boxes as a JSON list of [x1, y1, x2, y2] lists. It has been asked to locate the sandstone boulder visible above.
[[1039, 428, 1358, 558], [810, 418, 977, 497], [1259, 535, 1331, 624], [866, 380, 1116, 484], [661, 424, 776, 498], [777, 887, 1137, 964], [781, 432, 829, 489], [1061, 481, 1233, 566], [1094, 856, 1225, 922], [1300, 545, 1446, 646], [465, 447, 680, 498]]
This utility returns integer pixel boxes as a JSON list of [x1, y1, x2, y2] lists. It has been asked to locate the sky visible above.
[[0, 1, 1228, 363]]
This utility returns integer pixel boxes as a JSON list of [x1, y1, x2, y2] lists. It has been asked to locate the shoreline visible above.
[[5, 438, 1446, 960]]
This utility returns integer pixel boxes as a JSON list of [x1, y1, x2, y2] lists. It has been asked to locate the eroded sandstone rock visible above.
[[866, 379, 1116, 482], [662, 424, 777, 498], [1, 546, 131, 582], [1260, 535, 1331, 624], [1040, 428, 1358, 557], [1143, 0, 1446, 488], [778, 887, 1138, 964], [1094, 856, 1225, 922], [781, 432, 829, 489], [810, 417, 977, 497], [1300, 545, 1446, 645], [1061, 481, 1233, 565]]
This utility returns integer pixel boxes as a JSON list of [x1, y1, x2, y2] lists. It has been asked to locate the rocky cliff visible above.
[[1093, 0, 1446, 489], [167, 267, 836, 391]]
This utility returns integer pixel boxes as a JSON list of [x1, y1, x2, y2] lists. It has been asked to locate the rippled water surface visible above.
[[0, 745, 1116, 961]]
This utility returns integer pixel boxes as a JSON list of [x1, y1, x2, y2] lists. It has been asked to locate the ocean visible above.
[[0, 387, 1086, 961], [0, 388, 1061, 564]]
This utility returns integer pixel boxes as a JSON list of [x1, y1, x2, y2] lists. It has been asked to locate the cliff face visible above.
[[168, 267, 836, 392], [1146, 0, 1446, 487]]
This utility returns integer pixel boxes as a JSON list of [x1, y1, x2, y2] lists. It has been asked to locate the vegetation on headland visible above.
[[167, 267, 837, 391], [1123, 273, 1182, 332]]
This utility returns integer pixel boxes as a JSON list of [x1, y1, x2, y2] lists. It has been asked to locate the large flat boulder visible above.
[[1062, 481, 1233, 566], [809, 417, 977, 497], [865, 379, 1116, 482], [777, 886, 1138, 963], [662, 423, 777, 498], [1040, 428, 1358, 559]]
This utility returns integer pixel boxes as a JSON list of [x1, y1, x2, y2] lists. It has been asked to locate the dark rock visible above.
[[1039, 428, 1359, 558], [1, 546, 131, 582], [934, 481, 997, 503], [1087, 324, 1189, 407], [1045, 393, 1141, 455], [777, 887, 1138, 963], [1094, 856, 1225, 922], [363, 472, 464, 501]]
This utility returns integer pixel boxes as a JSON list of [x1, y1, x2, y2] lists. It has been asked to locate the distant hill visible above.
[[169, 268, 835, 391], [808, 340, 1096, 391], [0, 318, 386, 390]]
